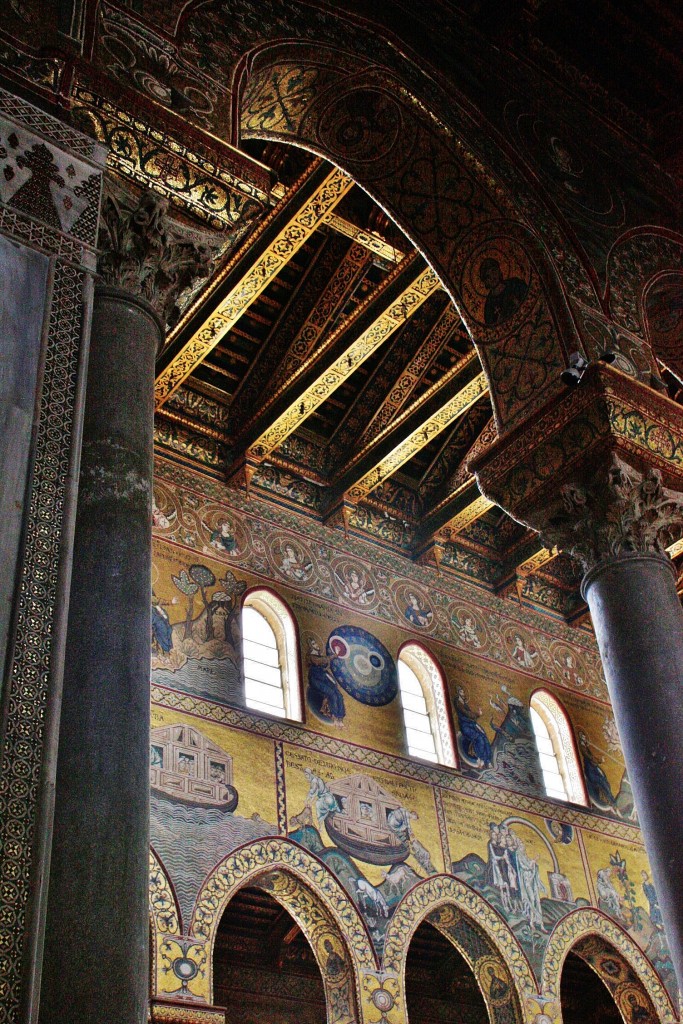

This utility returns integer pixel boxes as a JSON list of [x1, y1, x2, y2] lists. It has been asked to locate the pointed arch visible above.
[[542, 908, 677, 1023], [397, 641, 456, 767], [236, 40, 583, 434], [150, 847, 182, 937], [189, 837, 376, 1012], [530, 688, 588, 806], [149, 847, 184, 1000], [383, 874, 535, 1023]]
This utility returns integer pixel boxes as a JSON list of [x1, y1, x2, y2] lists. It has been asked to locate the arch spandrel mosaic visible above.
[[146, 455, 680, 1017]]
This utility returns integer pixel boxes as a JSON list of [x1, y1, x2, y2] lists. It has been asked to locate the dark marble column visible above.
[[583, 550, 683, 984], [471, 364, 683, 991], [40, 188, 212, 1024]]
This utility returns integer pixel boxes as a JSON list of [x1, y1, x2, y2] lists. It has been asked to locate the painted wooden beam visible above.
[[154, 162, 353, 408], [330, 354, 486, 506], [237, 258, 440, 465]]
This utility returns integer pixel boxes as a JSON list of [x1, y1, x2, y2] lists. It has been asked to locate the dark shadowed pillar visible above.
[[583, 550, 683, 986], [40, 187, 212, 1024], [471, 363, 683, 992]]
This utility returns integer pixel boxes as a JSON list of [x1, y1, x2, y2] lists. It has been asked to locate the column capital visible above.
[[470, 362, 683, 573], [97, 179, 215, 330]]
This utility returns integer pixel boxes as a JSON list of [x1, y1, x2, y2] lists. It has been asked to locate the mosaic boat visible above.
[[325, 773, 409, 865], [150, 724, 238, 811]]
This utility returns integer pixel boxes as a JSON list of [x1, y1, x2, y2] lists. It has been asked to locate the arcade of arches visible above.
[[2, 3, 683, 1024]]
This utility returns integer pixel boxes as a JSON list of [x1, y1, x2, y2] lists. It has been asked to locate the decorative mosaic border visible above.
[[0, 89, 105, 1023], [153, 460, 608, 701], [151, 684, 642, 842]]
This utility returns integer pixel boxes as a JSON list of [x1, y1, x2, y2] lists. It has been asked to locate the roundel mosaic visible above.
[[326, 626, 398, 707]]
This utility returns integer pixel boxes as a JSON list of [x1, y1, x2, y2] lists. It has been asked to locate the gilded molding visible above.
[[150, 1002, 226, 1024], [154, 166, 352, 406], [72, 86, 268, 229], [246, 265, 441, 462]]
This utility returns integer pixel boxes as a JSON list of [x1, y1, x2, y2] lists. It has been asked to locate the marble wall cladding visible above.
[[0, 87, 105, 1024], [0, 234, 49, 694]]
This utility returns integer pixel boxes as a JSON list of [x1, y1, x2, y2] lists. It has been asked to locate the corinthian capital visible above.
[[97, 180, 215, 327], [541, 455, 683, 573], [470, 363, 683, 576]]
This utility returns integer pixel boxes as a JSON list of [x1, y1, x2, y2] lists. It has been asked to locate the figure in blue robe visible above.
[[455, 687, 493, 768], [307, 642, 345, 726], [152, 596, 173, 654], [579, 732, 615, 809]]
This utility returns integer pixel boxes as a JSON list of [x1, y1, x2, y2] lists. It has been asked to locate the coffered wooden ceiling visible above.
[[152, 140, 593, 625]]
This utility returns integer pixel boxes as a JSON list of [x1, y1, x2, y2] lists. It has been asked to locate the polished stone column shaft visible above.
[[39, 286, 161, 1024], [583, 552, 683, 987]]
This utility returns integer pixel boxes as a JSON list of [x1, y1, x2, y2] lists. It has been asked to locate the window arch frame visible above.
[[397, 642, 457, 768], [530, 688, 588, 806], [241, 587, 303, 722]]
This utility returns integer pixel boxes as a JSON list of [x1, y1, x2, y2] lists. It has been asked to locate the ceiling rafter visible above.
[[325, 298, 461, 471], [262, 240, 373, 401], [232, 258, 440, 472], [416, 399, 493, 504], [329, 350, 483, 501], [413, 417, 497, 546], [154, 161, 354, 409], [229, 231, 348, 413]]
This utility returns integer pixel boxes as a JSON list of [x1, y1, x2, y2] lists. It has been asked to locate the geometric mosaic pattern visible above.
[[0, 90, 103, 1023]]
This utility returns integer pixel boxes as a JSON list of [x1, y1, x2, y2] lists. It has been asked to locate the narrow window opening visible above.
[[241, 592, 301, 721], [398, 646, 455, 767], [530, 691, 587, 805]]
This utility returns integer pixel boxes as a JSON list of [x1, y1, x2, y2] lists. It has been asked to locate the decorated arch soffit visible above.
[[607, 229, 683, 341], [186, 837, 375, 1016], [541, 909, 678, 1024], [82, 0, 596, 432], [382, 874, 535, 1024], [237, 44, 580, 431]]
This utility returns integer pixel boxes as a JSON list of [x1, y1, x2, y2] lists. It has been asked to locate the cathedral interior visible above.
[[1, 2, 683, 1023]]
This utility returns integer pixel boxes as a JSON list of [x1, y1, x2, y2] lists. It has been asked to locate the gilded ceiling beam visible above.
[[336, 302, 462, 462], [154, 162, 354, 409], [440, 492, 495, 536], [666, 537, 683, 559], [515, 545, 558, 576], [413, 416, 496, 546], [241, 260, 440, 463], [330, 353, 486, 506], [322, 211, 406, 264]]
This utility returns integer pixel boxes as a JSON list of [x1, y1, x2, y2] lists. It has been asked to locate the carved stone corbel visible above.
[[469, 362, 683, 574]]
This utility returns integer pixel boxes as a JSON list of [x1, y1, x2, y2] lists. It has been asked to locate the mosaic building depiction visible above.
[[2, 3, 683, 1024]]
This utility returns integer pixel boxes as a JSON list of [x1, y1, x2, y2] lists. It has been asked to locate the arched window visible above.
[[241, 590, 301, 721], [398, 645, 456, 766], [530, 690, 587, 805]]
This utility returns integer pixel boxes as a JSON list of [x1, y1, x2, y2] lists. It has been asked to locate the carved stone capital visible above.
[[97, 180, 215, 328], [540, 454, 683, 572], [470, 362, 683, 574]]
